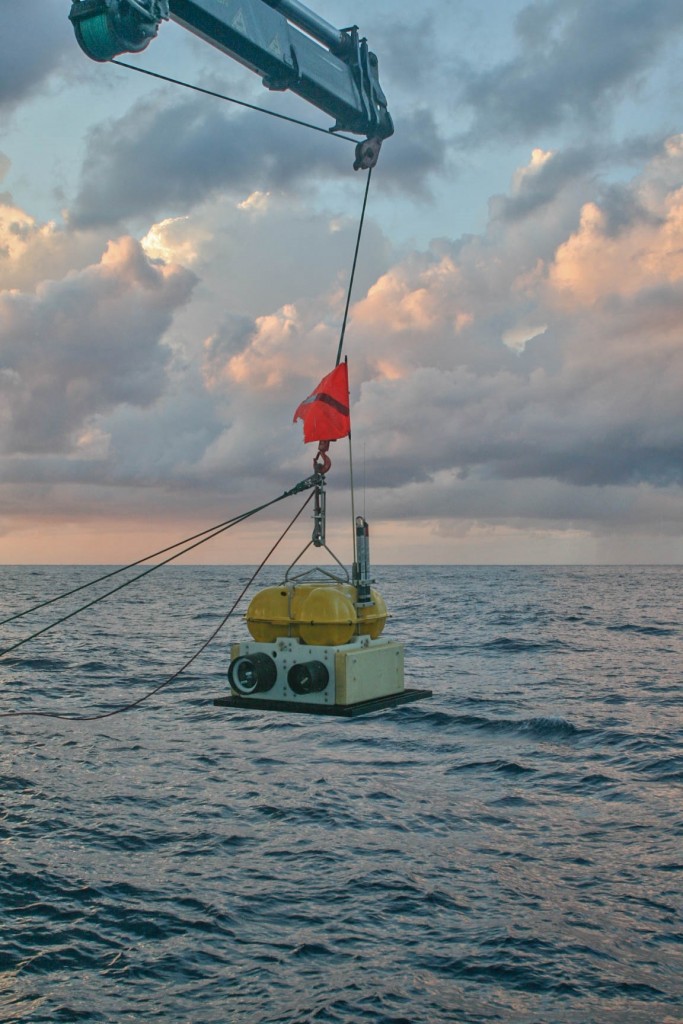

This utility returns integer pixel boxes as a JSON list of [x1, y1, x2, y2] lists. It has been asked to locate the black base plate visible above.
[[213, 687, 432, 717]]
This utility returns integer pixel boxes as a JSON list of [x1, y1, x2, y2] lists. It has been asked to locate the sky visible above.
[[1, 0, 683, 565]]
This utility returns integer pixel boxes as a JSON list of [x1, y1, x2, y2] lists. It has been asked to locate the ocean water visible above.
[[1, 564, 682, 1024]]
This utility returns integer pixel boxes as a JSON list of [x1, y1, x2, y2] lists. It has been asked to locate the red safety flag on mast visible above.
[[293, 362, 351, 443]]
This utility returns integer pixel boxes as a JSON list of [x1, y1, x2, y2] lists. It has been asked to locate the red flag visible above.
[[293, 362, 350, 443]]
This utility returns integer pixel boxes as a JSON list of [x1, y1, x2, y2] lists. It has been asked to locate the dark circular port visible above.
[[287, 661, 329, 695], [228, 653, 277, 696]]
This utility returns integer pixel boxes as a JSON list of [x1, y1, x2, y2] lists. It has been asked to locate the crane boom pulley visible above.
[[69, 0, 394, 168]]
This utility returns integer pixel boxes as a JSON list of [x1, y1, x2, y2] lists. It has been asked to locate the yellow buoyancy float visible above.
[[246, 582, 387, 646]]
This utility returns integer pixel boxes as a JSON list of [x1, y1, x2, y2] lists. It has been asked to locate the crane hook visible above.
[[313, 440, 332, 475]]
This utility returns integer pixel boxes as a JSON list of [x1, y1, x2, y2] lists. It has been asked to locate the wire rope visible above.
[[335, 166, 372, 366], [0, 479, 313, 629], [110, 60, 358, 143], [0, 48, 377, 716], [0, 492, 313, 721], [0, 478, 314, 658]]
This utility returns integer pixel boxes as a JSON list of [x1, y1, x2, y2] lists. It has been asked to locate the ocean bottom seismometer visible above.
[[214, 472, 432, 717]]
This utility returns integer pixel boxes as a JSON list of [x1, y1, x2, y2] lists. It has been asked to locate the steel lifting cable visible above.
[[108, 58, 374, 367], [110, 60, 358, 144], [335, 165, 372, 366], [0, 491, 314, 721], [0, 58, 375, 715], [0, 147, 373, 650], [0, 476, 315, 658]]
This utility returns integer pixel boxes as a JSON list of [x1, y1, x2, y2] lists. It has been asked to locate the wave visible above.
[[75, 660, 111, 673], [0, 656, 71, 670], [445, 758, 535, 776], [410, 708, 582, 741], [633, 755, 683, 783], [0, 773, 35, 793], [607, 623, 677, 636], [480, 636, 572, 652], [3, 564, 683, 1024]]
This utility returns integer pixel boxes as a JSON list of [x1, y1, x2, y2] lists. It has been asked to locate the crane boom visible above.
[[69, 0, 393, 168]]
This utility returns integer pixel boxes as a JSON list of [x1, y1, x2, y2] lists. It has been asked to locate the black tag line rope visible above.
[[0, 492, 314, 721], [0, 54, 376, 715], [0, 477, 313, 628], [110, 60, 358, 144], [1, 477, 316, 657]]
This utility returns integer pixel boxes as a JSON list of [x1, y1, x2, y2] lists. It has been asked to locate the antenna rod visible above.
[[353, 515, 372, 606], [348, 431, 357, 571]]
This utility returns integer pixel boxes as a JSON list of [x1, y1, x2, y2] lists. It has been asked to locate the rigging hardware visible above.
[[0, 490, 315, 720], [69, 0, 393, 168], [7, 4, 432, 719], [0, 474, 318, 659]]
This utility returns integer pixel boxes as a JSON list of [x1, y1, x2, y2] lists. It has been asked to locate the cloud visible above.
[[67, 92, 336, 228], [489, 135, 672, 233], [0, 236, 196, 454], [365, 12, 438, 93], [374, 108, 447, 198], [549, 136, 683, 303], [176, 140, 683, 496], [3, 135, 683, 556], [0, 196, 112, 291], [492, 146, 598, 223], [0, 0, 74, 110], [68, 81, 445, 229], [1, 189, 392, 501], [126, 129, 683, 500], [459, 0, 683, 141], [342, 137, 683, 492]]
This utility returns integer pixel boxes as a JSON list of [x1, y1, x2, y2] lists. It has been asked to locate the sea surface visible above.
[[1, 564, 682, 1023]]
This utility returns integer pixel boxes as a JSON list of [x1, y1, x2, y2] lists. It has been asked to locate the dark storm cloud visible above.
[[69, 90, 445, 228], [0, 0, 74, 110], [460, 0, 683, 141]]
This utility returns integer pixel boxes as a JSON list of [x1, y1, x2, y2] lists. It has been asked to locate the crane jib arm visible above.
[[69, 0, 394, 167]]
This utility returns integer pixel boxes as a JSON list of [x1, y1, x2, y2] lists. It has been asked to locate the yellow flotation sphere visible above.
[[246, 583, 387, 646]]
